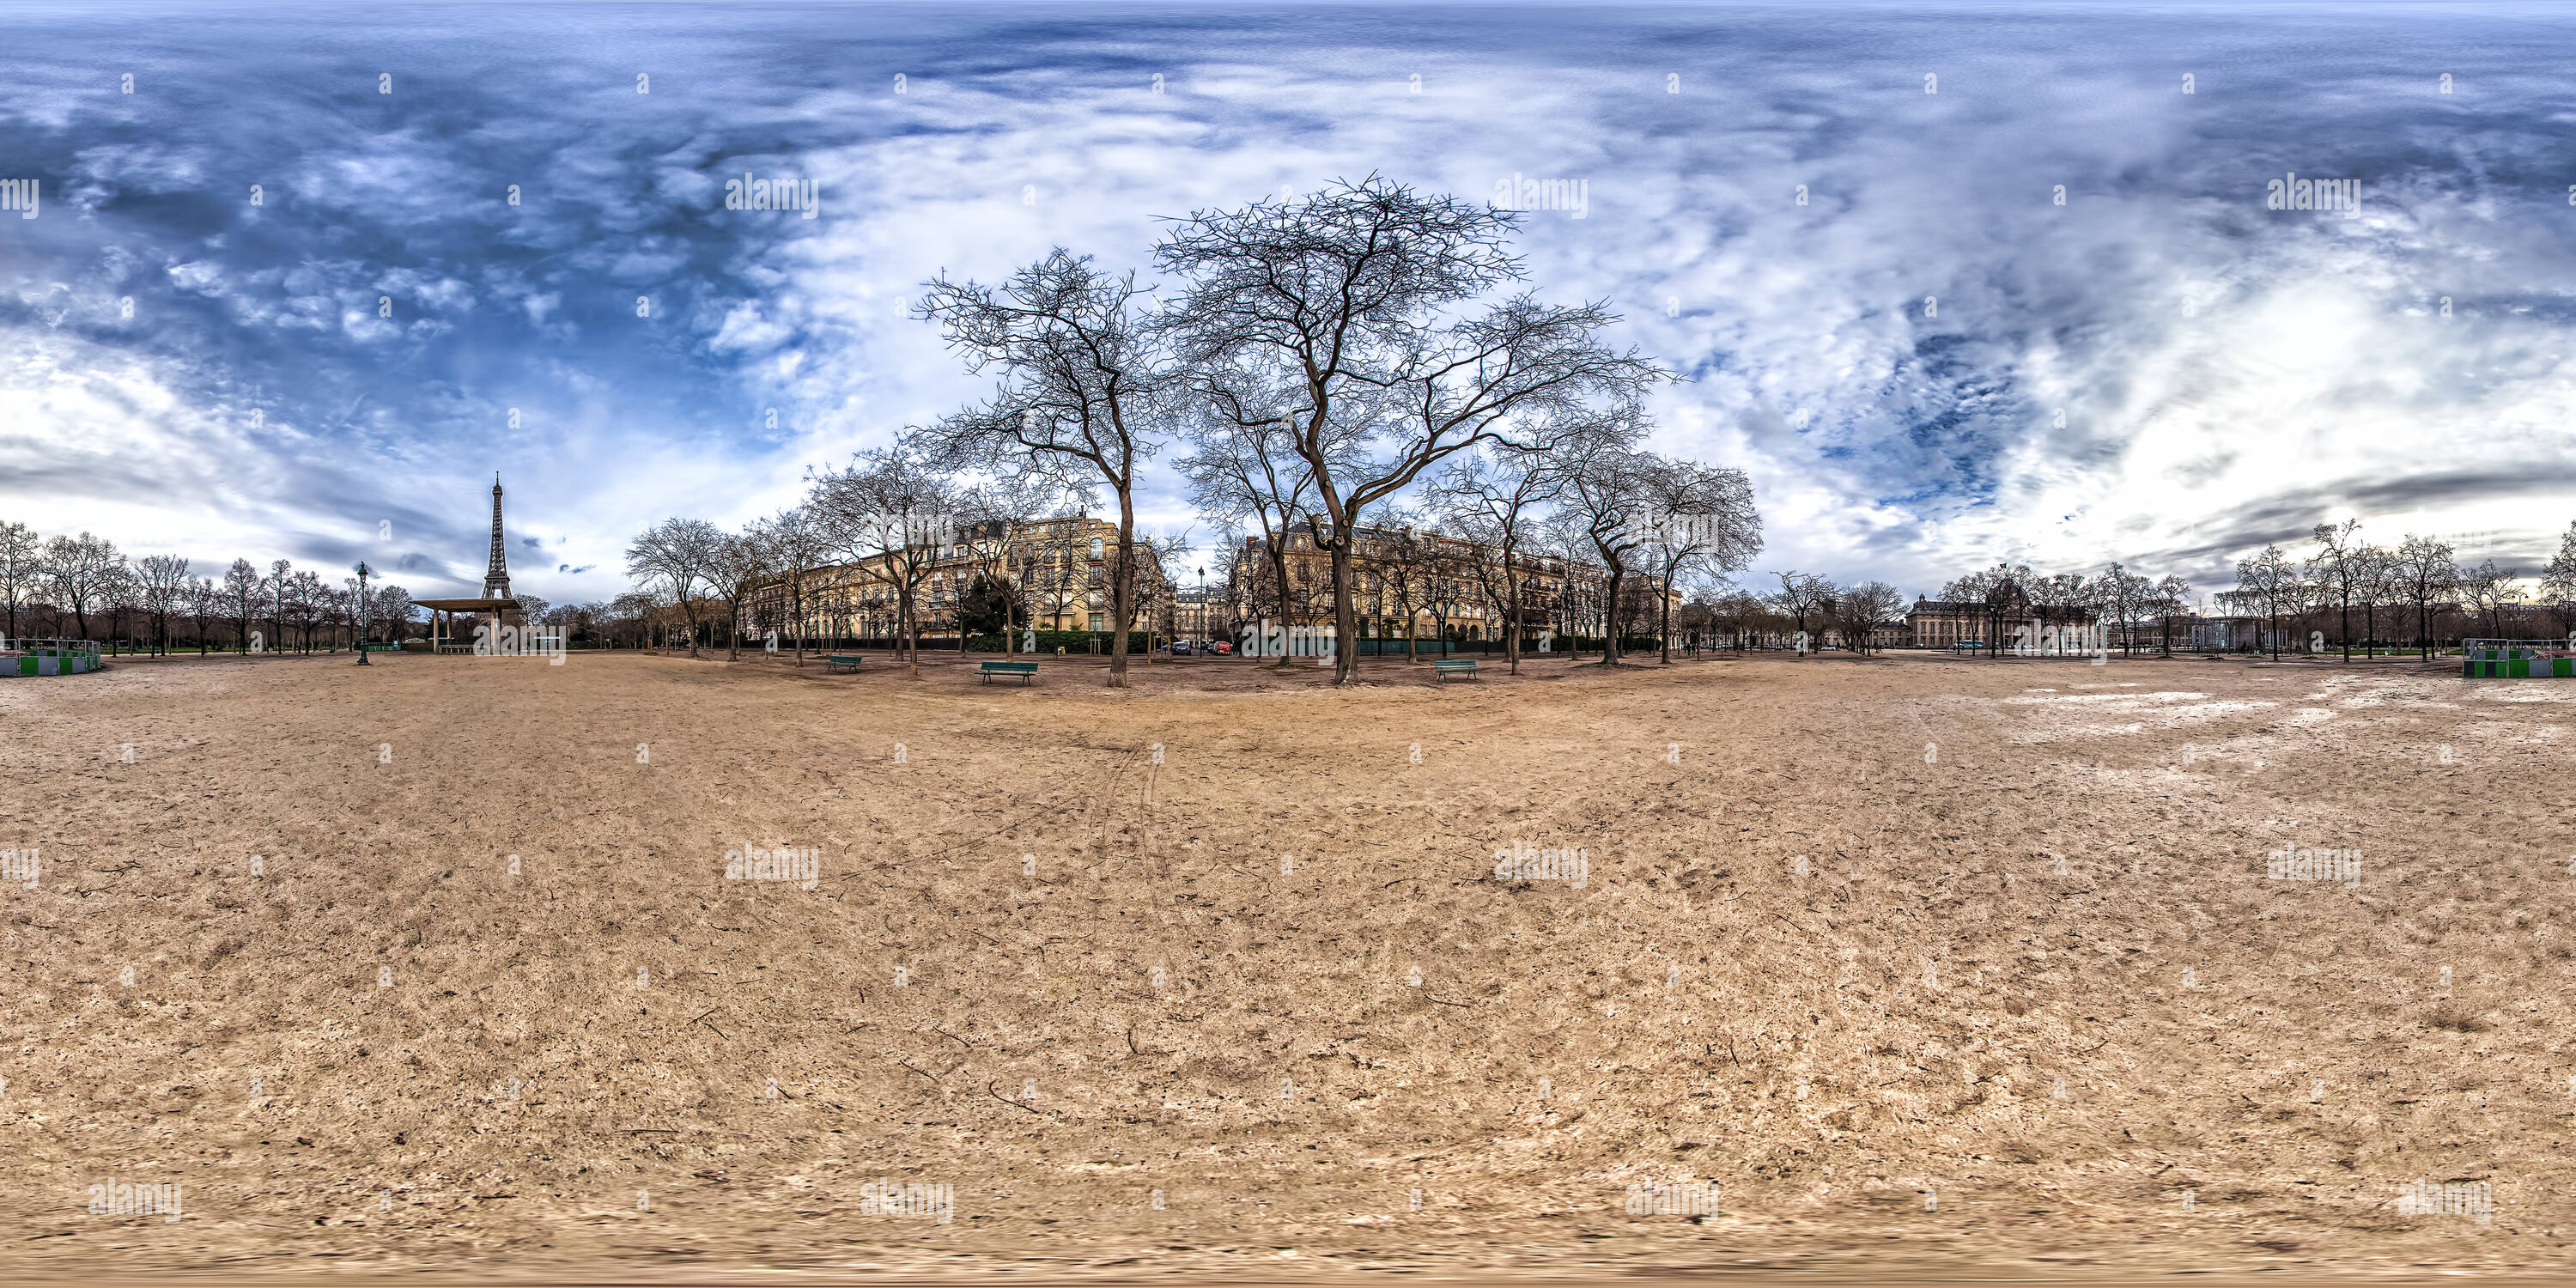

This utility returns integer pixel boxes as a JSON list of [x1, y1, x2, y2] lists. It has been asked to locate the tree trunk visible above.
[[902, 589, 919, 677], [1268, 544, 1297, 670], [1659, 576, 1673, 664], [1109, 502, 1135, 688], [1601, 566, 1625, 665], [1332, 544, 1358, 684]]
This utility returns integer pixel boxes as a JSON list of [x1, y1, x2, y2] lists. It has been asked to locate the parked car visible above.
[[1165, 640, 1194, 654], [1208, 640, 1232, 655]]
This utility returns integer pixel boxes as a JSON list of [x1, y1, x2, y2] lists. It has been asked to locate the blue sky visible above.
[[5, 1, 2574, 605]]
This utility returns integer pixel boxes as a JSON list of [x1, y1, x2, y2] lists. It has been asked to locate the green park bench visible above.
[[1433, 659, 1481, 682], [826, 655, 864, 672], [979, 659, 1039, 685]]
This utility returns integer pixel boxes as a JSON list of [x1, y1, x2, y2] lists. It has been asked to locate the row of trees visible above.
[[2226, 521, 2576, 659], [630, 176, 1763, 686], [1201, 446, 1764, 671], [0, 522, 437, 654], [1922, 561, 2196, 658], [1880, 519, 2576, 662], [1684, 573, 1908, 654]]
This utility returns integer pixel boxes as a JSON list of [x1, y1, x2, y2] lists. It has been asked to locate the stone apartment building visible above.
[[750, 515, 1168, 641], [1230, 526, 1674, 644]]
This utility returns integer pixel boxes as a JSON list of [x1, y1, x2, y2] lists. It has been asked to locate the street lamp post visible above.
[[352, 561, 372, 665]]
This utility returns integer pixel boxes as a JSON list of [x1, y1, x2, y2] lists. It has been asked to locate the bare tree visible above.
[[1767, 568, 1838, 651], [1364, 519, 1429, 660], [137, 555, 191, 655], [917, 250, 1170, 688], [2232, 545, 2301, 659], [0, 520, 39, 641], [610, 589, 662, 649], [807, 440, 959, 677], [375, 584, 416, 646], [1430, 447, 1552, 673], [2029, 573, 2092, 652], [2154, 574, 2192, 656], [93, 562, 132, 650], [2094, 564, 2155, 657], [1937, 562, 2031, 659], [2391, 534, 2458, 659], [1548, 546, 1609, 647], [1180, 415, 1315, 669], [1547, 442, 1664, 665], [331, 580, 361, 651], [512, 592, 551, 632], [43, 532, 125, 641], [2540, 520, 2576, 640], [2303, 519, 2367, 659], [185, 575, 218, 654], [2353, 545, 2401, 658], [266, 559, 292, 652], [624, 517, 724, 655], [755, 507, 829, 664], [1157, 175, 1666, 683], [1831, 580, 1905, 655], [222, 558, 262, 652], [1637, 459, 1761, 664], [285, 569, 328, 653], [707, 526, 775, 661], [2458, 558, 2523, 639]]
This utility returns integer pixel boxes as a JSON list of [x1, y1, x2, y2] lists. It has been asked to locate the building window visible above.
[[1088, 613, 1104, 632], [1090, 538, 1103, 560]]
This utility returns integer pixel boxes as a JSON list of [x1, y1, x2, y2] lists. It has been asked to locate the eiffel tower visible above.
[[482, 474, 513, 600]]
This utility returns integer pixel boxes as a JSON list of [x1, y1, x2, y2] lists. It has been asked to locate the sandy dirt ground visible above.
[[1, 645, 2570, 1284]]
